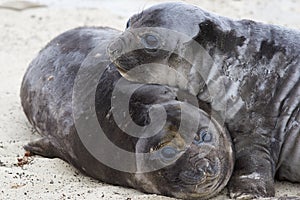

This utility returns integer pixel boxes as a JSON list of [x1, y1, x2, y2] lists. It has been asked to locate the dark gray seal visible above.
[[108, 2, 300, 199], [20, 27, 234, 199]]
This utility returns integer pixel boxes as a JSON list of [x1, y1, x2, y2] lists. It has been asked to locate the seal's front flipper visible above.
[[24, 137, 62, 159], [228, 133, 275, 199], [229, 172, 275, 199]]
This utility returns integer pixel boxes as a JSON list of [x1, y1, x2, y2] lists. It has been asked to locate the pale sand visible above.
[[0, 0, 299, 199]]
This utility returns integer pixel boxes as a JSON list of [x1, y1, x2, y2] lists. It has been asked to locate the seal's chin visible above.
[[114, 62, 141, 83]]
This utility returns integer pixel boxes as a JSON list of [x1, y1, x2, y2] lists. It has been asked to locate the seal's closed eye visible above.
[[160, 146, 178, 161]]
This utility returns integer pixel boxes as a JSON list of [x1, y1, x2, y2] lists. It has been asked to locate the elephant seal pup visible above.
[[20, 27, 234, 199], [108, 2, 300, 199]]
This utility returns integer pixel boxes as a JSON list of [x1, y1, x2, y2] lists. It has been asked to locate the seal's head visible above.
[[108, 2, 216, 94], [134, 101, 234, 199]]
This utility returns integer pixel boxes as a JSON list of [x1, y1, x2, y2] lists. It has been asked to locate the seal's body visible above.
[[20, 27, 234, 199], [108, 3, 300, 199]]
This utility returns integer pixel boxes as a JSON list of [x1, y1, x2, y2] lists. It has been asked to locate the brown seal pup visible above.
[[108, 2, 300, 199], [20, 27, 234, 199]]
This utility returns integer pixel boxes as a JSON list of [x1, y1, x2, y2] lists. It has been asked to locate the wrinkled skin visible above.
[[108, 2, 300, 199], [20, 27, 234, 199]]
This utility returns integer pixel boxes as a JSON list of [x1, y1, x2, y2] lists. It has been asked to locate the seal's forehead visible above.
[[130, 7, 167, 28], [129, 2, 206, 37]]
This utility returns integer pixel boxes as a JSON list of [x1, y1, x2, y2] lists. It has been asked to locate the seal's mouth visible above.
[[179, 158, 220, 184], [115, 64, 128, 76]]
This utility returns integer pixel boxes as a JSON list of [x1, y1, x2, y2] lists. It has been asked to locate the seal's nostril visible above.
[[108, 39, 123, 57], [206, 164, 216, 175], [196, 160, 218, 177]]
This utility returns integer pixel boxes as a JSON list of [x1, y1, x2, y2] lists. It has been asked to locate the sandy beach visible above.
[[0, 0, 299, 199]]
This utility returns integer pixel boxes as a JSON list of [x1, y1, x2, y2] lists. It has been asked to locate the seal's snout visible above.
[[108, 38, 123, 60], [196, 158, 219, 178], [179, 158, 219, 185]]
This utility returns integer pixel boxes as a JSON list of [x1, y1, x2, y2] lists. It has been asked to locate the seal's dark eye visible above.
[[142, 34, 159, 50], [194, 129, 212, 145], [160, 146, 178, 160], [126, 19, 130, 29]]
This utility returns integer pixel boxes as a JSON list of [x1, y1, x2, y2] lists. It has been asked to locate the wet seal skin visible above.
[[20, 27, 234, 199], [108, 2, 300, 199]]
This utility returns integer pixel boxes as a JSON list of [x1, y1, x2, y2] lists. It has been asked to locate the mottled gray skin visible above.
[[20, 27, 234, 199], [108, 2, 300, 199]]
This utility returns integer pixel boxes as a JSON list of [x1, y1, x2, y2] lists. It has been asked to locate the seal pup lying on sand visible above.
[[108, 2, 300, 199], [20, 27, 234, 199]]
